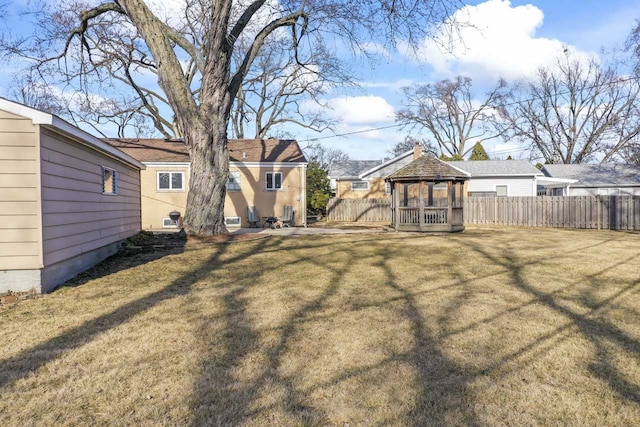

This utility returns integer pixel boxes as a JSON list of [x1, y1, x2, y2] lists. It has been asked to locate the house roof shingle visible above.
[[328, 160, 385, 179], [105, 138, 307, 163], [542, 163, 640, 187], [387, 155, 470, 181], [447, 160, 542, 176]]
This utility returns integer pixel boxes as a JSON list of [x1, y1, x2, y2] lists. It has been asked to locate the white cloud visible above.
[[324, 95, 395, 125], [407, 0, 596, 82]]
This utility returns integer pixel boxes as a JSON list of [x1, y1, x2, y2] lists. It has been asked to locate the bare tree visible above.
[[396, 76, 507, 158], [626, 19, 640, 76], [230, 37, 346, 139], [2, 0, 463, 235], [500, 51, 640, 164], [303, 142, 350, 172], [388, 136, 437, 157], [11, 74, 66, 116]]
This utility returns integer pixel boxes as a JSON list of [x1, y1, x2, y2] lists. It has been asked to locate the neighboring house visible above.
[[107, 138, 308, 229], [541, 163, 640, 196], [329, 148, 417, 198], [447, 160, 544, 197], [0, 98, 144, 294]]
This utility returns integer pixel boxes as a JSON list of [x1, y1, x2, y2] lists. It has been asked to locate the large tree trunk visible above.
[[183, 123, 229, 235]]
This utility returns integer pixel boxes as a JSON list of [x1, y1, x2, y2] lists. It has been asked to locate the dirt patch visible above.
[[0, 291, 40, 309]]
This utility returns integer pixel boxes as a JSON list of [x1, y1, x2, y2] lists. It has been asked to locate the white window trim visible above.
[[495, 184, 509, 197], [102, 166, 118, 195], [351, 180, 370, 191], [224, 216, 242, 227], [265, 172, 283, 191], [157, 171, 185, 191], [162, 217, 179, 229]]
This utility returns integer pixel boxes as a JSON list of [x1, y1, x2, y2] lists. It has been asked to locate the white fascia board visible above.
[[144, 162, 192, 168], [358, 149, 413, 179], [230, 161, 307, 168], [535, 176, 578, 184], [472, 173, 544, 178], [0, 97, 52, 123], [0, 98, 145, 170]]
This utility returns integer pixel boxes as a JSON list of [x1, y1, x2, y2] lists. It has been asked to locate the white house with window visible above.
[[541, 164, 640, 196], [447, 160, 544, 197]]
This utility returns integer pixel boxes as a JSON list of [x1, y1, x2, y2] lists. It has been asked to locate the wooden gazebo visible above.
[[386, 156, 470, 232]]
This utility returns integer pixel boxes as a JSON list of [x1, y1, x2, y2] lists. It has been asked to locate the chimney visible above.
[[413, 142, 422, 160]]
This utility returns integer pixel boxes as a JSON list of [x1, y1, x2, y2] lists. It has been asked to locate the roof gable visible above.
[[328, 160, 383, 178], [0, 97, 144, 170], [105, 138, 307, 163], [387, 155, 470, 180]]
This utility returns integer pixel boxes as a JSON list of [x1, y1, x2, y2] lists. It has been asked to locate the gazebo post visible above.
[[418, 181, 424, 227], [447, 181, 453, 228], [393, 182, 398, 227]]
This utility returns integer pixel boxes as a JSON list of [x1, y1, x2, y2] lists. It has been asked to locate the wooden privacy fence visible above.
[[326, 198, 391, 222], [464, 196, 640, 230], [326, 196, 640, 230]]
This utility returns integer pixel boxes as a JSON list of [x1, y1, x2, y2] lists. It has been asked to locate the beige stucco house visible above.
[[107, 138, 308, 229], [329, 149, 416, 199], [0, 98, 144, 294]]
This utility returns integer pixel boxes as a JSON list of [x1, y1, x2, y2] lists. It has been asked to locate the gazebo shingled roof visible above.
[[386, 155, 470, 181]]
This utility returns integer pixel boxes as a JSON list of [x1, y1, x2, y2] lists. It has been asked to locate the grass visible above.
[[1, 226, 639, 426]]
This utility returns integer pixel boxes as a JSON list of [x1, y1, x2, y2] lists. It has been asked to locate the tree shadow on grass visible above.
[[375, 245, 481, 426], [188, 234, 485, 425], [188, 238, 363, 425], [455, 237, 640, 406], [0, 236, 275, 390], [60, 232, 188, 288]]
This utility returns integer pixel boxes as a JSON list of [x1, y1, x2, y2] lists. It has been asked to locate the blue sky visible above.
[[1, 0, 640, 160], [298, 0, 640, 160]]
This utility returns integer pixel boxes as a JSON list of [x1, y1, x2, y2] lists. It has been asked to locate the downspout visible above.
[[301, 164, 307, 227]]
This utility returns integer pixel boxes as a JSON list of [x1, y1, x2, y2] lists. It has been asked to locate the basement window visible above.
[[162, 218, 179, 229], [224, 217, 241, 227], [351, 181, 369, 191]]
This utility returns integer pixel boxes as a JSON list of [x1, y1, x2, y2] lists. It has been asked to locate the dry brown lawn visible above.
[[1, 227, 639, 426]]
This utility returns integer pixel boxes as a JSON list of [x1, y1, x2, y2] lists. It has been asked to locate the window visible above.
[[385, 182, 391, 195], [496, 185, 508, 197], [226, 171, 241, 191], [158, 172, 184, 191], [102, 167, 117, 195], [224, 217, 241, 227], [162, 218, 179, 229], [351, 181, 369, 191], [266, 172, 283, 191]]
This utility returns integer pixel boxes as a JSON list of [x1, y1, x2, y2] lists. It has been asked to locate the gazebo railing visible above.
[[398, 207, 420, 224], [424, 207, 448, 224], [398, 207, 450, 225]]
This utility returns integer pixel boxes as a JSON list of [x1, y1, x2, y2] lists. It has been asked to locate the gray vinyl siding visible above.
[[467, 176, 537, 196], [40, 128, 141, 267], [0, 110, 43, 270]]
